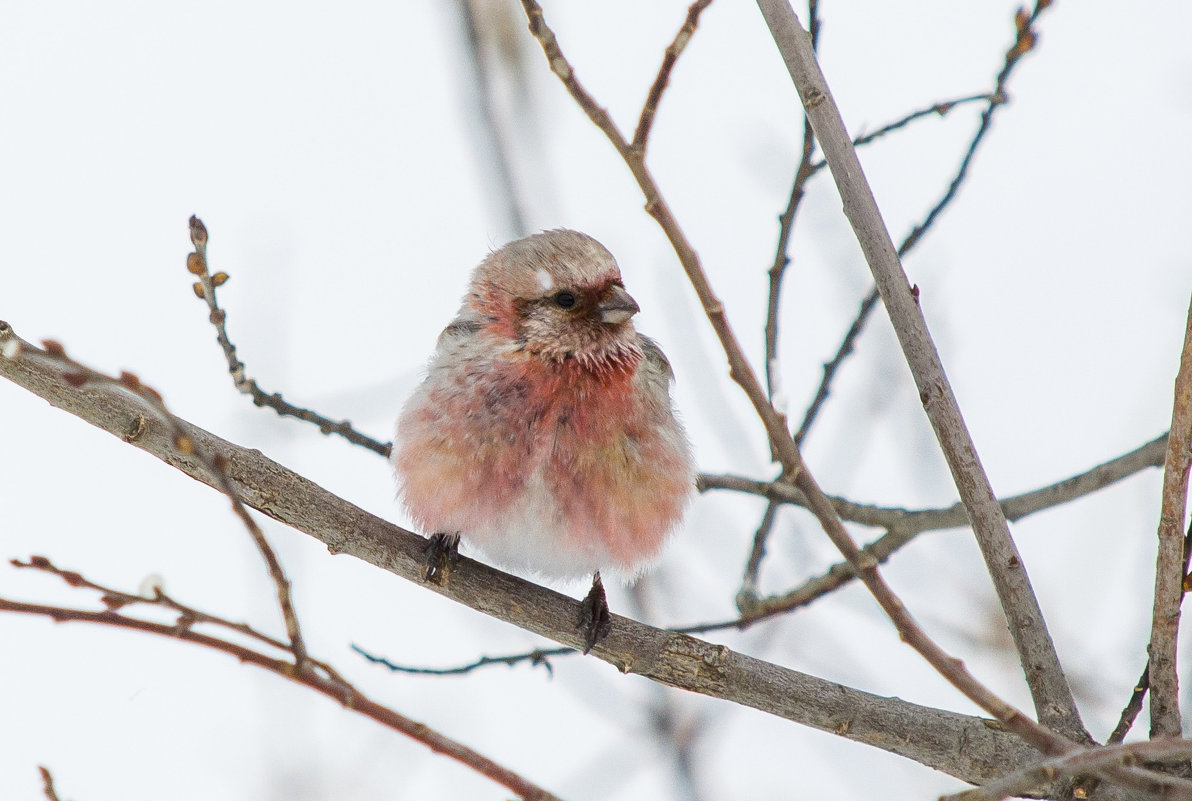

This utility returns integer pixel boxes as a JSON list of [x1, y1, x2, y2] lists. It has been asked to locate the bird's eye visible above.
[[553, 291, 578, 309]]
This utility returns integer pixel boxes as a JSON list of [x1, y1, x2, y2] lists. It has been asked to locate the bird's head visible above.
[[467, 229, 643, 370]]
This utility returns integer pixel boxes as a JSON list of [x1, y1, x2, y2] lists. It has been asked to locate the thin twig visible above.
[[737, 501, 780, 614], [10, 556, 348, 686], [1111, 514, 1192, 746], [1148, 287, 1192, 738], [701, 431, 1168, 545], [940, 739, 1192, 801], [5, 326, 308, 667], [632, 0, 715, 152], [352, 642, 568, 677], [185, 216, 392, 458], [3, 566, 562, 801], [794, 5, 1050, 447], [39, 766, 64, 801], [1108, 664, 1149, 746], [755, 0, 1088, 744], [764, 0, 819, 426], [698, 433, 1167, 629], [794, 284, 880, 444]]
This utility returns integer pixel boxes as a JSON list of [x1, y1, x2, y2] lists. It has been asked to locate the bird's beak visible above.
[[597, 284, 640, 324]]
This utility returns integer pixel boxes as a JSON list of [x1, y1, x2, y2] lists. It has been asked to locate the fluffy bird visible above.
[[393, 229, 694, 651]]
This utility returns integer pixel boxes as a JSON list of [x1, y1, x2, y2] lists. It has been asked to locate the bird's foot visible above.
[[422, 532, 460, 584], [577, 571, 612, 654]]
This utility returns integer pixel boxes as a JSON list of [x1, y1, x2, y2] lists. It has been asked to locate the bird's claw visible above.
[[422, 532, 460, 584], [578, 572, 612, 654]]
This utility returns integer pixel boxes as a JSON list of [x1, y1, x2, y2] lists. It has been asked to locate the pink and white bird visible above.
[[392, 229, 694, 650]]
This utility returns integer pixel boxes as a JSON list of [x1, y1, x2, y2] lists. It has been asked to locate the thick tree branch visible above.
[[0, 322, 1053, 786], [752, 0, 1087, 744]]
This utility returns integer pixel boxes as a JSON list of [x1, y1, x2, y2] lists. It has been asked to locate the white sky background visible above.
[[2, 1, 1191, 799]]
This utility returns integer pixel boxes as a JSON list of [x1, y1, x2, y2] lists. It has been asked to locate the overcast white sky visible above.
[[3, 1, 1192, 799]]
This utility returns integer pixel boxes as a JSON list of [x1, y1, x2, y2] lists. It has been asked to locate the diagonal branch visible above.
[[185, 216, 392, 457], [516, 0, 1100, 762], [0, 321, 1056, 785], [753, 0, 1088, 743], [7, 324, 309, 667], [4, 319, 1186, 799], [632, 0, 715, 152], [696, 433, 1167, 630], [1148, 288, 1192, 738], [794, 5, 1051, 447], [2, 577, 563, 801], [38, 767, 64, 801]]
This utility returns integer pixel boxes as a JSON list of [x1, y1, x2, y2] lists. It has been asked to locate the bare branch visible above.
[[185, 216, 392, 458], [519, 0, 1092, 762], [755, 0, 820, 615], [1108, 665, 1149, 746], [0, 321, 1060, 785], [1113, 508, 1192, 746], [940, 739, 1192, 801], [702, 431, 1167, 540], [39, 766, 65, 801], [794, 5, 1052, 447], [737, 501, 780, 614], [352, 643, 567, 677], [697, 433, 1166, 627], [5, 322, 309, 667], [4, 565, 563, 801], [753, 0, 1087, 743], [1148, 289, 1192, 738], [632, 0, 715, 152]]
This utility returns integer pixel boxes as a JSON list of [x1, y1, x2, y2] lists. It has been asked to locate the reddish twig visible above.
[[4, 561, 562, 801], [185, 216, 392, 458], [1, 326, 308, 666], [39, 766, 64, 801]]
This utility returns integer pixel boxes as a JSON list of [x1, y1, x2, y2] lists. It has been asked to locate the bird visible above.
[[392, 229, 694, 652]]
